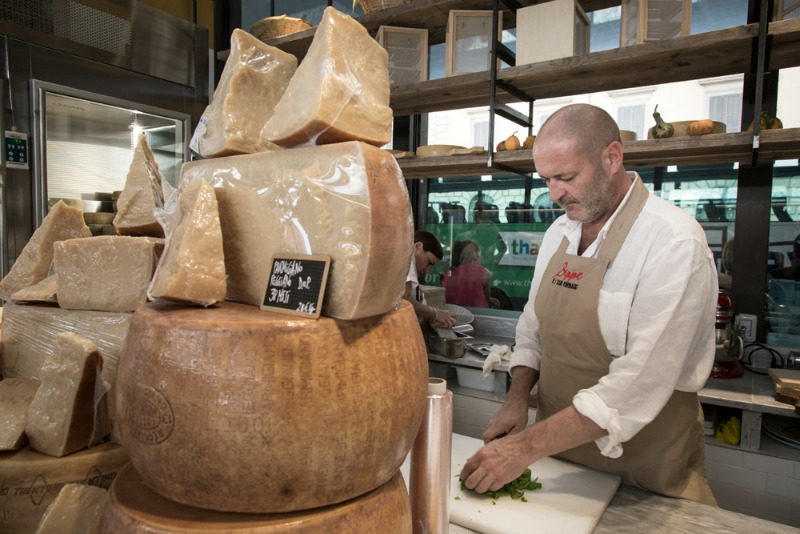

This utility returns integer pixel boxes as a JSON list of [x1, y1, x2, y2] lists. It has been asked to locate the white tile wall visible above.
[[451, 391, 800, 529]]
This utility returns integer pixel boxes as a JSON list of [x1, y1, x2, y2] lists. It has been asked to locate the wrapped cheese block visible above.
[[149, 179, 226, 306], [26, 332, 111, 457], [0, 200, 91, 301], [10, 274, 58, 303], [116, 300, 427, 513], [178, 141, 412, 320], [33, 483, 108, 534], [54, 236, 164, 312], [0, 378, 41, 451], [0, 443, 127, 534], [192, 29, 297, 158], [1, 303, 131, 444], [260, 6, 392, 148], [113, 134, 167, 237], [100, 464, 411, 533]]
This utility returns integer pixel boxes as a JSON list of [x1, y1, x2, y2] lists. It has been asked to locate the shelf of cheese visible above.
[[396, 128, 800, 178]]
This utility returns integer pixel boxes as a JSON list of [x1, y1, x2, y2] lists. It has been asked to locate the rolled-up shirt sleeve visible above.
[[573, 236, 717, 458]]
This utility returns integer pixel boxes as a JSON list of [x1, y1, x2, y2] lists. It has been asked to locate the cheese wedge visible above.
[[178, 141, 412, 320], [192, 29, 296, 157], [149, 179, 226, 306], [113, 135, 166, 237], [54, 236, 164, 312], [0, 200, 91, 301], [260, 6, 392, 148], [10, 274, 58, 303], [0, 378, 41, 451], [33, 483, 108, 534], [26, 332, 111, 457]]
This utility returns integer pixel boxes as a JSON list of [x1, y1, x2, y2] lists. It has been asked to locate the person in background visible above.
[[460, 104, 718, 505], [443, 240, 495, 308], [404, 230, 457, 327]]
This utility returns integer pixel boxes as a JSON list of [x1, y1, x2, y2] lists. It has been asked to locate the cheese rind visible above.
[[100, 464, 411, 533], [26, 332, 111, 457], [178, 141, 412, 320], [0, 443, 127, 534], [0, 200, 92, 300], [0, 378, 41, 451], [193, 29, 296, 157], [54, 236, 164, 312], [116, 300, 428, 513], [260, 7, 392, 148], [149, 179, 226, 306], [113, 135, 166, 237], [33, 483, 108, 534]]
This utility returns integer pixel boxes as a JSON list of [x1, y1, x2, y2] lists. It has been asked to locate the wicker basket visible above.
[[356, 0, 413, 14], [249, 15, 312, 41]]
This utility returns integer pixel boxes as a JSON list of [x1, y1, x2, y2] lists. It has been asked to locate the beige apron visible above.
[[534, 178, 716, 505]]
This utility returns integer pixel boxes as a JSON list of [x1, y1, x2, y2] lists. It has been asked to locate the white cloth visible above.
[[482, 344, 510, 379], [510, 173, 718, 457]]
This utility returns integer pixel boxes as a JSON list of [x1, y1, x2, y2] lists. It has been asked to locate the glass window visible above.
[[589, 7, 621, 52], [691, 0, 748, 34], [709, 93, 742, 133], [617, 104, 647, 141]]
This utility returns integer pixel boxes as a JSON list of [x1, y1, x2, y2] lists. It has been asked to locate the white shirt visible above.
[[510, 173, 718, 458], [406, 255, 425, 305]]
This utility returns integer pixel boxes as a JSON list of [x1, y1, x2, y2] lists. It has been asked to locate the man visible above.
[[460, 104, 718, 505], [404, 230, 457, 327]]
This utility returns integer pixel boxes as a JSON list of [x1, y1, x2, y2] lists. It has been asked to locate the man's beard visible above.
[[557, 165, 617, 224]]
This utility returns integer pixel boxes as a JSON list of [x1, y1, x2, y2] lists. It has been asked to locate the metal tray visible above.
[[426, 331, 473, 360]]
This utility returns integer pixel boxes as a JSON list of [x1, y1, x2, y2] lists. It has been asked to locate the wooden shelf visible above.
[[397, 128, 800, 179], [390, 18, 800, 117]]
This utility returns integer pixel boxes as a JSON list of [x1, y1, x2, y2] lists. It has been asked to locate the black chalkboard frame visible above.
[[260, 253, 331, 319]]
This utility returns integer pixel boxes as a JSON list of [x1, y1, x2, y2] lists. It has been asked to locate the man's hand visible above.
[[482, 398, 529, 443], [431, 308, 457, 328], [459, 432, 534, 494]]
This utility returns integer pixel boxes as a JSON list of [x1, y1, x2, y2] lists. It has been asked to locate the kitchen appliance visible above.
[[710, 288, 745, 378]]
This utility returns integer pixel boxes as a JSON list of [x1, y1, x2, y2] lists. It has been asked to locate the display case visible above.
[[516, 0, 590, 64], [445, 10, 502, 77], [376, 25, 428, 85], [621, 0, 692, 47]]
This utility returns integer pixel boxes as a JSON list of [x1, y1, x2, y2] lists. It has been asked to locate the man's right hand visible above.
[[482, 398, 529, 443]]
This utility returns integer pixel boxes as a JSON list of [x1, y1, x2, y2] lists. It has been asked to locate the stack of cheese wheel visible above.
[[101, 6, 426, 533]]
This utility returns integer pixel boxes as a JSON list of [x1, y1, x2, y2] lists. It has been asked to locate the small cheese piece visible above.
[[54, 236, 164, 312], [260, 6, 392, 148], [0, 200, 92, 300], [0, 442, 127, 534], [116, 301, 427, 513], [0, 378, 41, 451], [113, 135, 166, 237], [149, 179, 226, 306], [100, 456, 411, 533], [1, 303, 131, 444], [193, 29, 296, 157], [34, 483, 108, 534], [26, 332, 111, 457], [178, 141, 412, 320], [10, 274, 58, 303]]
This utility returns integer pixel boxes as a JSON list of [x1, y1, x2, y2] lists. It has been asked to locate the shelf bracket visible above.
[[487, 0, 536, 179]]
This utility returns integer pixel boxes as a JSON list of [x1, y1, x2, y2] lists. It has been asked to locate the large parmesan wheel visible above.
[[0, 443, 128, 534], [115, 300, 427, 513], [100, 463, 411, 533]]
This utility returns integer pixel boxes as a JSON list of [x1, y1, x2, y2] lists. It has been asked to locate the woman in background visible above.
[[443, 240, 492, 308]]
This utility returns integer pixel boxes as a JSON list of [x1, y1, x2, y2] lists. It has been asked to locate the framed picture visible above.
[[445, 10, 502, 77], [376, 26, 428, 85]]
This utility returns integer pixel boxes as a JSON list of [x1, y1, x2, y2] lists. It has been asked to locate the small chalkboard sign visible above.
[[261, 254, 331, 319]]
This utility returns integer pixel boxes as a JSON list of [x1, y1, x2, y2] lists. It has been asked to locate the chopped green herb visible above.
[[459, 468, 543, 502]]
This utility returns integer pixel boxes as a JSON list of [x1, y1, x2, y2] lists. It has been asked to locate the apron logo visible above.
[[551, 262, 583, 290]]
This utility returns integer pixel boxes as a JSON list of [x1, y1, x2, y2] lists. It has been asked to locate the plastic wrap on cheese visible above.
[[10, 274, 58, 303], [190, 29, 297, 158], [0, 201, 91, 301], [54, 236, 164, 312], [149, 179, 227, 307], [113, 134, 173, 238], [177, 141, 413, 320], [260, 6, 392, 148], [1, 303, 132, 444]]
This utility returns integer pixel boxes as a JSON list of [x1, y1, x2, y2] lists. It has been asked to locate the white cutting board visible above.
[[401, 433, 621, 534]]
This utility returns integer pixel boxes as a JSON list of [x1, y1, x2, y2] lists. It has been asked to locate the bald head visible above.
[[538, 104, 622, 161]]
